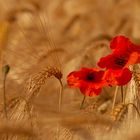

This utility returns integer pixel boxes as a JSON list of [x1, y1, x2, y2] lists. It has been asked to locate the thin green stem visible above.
[[80, 95, 86, 109]]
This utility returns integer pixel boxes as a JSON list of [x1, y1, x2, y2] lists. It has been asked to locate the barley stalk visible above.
[[58, 79, 63, 112]]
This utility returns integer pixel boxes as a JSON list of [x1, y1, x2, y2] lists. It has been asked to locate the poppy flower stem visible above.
[[3, 75, 7, 119], [112, 86, 119, 112], [121, 86, 125, 103], [2, 65, 10, 120], [80, 95, 86, 109], [58, 79, 63, 112]]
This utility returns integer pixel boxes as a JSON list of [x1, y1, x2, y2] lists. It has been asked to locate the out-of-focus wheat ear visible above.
[[58, 127, 73, 140], [133, 69, 140, 110], [133, 71, 140, 88], [126, 103, 140, 117], [8, 98, 36, 139], [25, 66, 62, 101], [2, 65, 10, 119], [0, 121, 33, 140], [7, 98, 32, 122], [0, 96, 35, 140], [110, 103, 128, 123], [125, 65, 139, 119]]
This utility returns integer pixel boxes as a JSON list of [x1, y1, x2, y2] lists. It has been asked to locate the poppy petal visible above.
[[110, 36, 132, 50], [98, 53, 127, 69], [116, 68, 132, 85], [104, 68, 132, 86], [98, 54, 115, 68], [80, 85, 101, 96], [67, 71, 81, 87], [126, 52, 139, 66]]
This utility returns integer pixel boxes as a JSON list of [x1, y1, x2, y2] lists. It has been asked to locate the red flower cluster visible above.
[[98, 36, 140, 87], [98, 36, 140, 69], [67, 36, 140, 96]]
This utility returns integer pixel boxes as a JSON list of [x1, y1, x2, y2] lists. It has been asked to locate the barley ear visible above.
[[110, 103, 128, 123]]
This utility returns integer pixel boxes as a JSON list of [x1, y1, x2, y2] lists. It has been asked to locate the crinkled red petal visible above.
[[116, 68, 132, 85], [104, 68, 132, 86], [80, 85, 101, 96], [110, 36, 132, 50]]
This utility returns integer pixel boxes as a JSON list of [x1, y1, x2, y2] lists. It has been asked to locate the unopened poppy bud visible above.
[[2, 65, 10, 75]]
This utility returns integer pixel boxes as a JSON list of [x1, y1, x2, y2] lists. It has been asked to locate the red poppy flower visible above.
[[98, 36, 140, 69], [98, 51, 139, 69], [104, 68, 132, 86], [110, 35, 140, 53], [67, 68, 107, 96]]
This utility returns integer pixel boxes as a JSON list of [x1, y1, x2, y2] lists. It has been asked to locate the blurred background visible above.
[[0, 0, 140, 139]]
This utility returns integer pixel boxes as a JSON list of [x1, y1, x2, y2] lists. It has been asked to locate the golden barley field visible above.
[[0, 0, 140, 140]]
